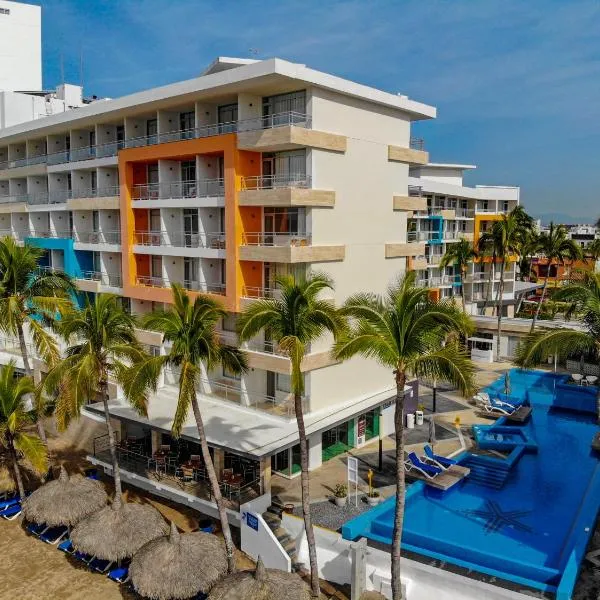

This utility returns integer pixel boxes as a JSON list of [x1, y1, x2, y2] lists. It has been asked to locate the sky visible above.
[[35, 0, 600, 223]]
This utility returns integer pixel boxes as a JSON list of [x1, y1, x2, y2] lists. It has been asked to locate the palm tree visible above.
[[332, 272, 475, 600], [586, 239, 600, 265], [515, 272, 600, 389], [0, 237, 75, 443], [0, 361, 48, 497], [44, 294, 150, 507], [439, 238, 477, 312], [131, 284, 248, 574], [237, 273, 345, 597], [478, 210, 523, 361], [530, 223, 582, 331], [516, 229, 540, 282]]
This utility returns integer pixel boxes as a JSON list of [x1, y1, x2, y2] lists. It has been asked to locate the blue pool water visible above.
[[343, 370, 600, 596]]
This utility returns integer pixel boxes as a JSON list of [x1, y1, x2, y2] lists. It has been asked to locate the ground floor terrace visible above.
[[82, 379, 414, 520]]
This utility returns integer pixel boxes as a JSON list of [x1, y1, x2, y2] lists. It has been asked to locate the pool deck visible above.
[[406, 463, 471, 490]]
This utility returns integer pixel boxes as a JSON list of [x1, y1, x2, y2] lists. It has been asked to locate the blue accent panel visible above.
[[25, 237, 83, 278], [75, 250, 94, 274], [426, 215, 443, 245]]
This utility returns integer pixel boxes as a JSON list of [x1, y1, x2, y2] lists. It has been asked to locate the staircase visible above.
[[262, 496, 305, 573], [463, 454, 512, 489]]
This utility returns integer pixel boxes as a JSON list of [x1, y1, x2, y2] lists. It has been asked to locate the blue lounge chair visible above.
[[74, 550, 95, 565], [107, 565, 129, 583], [84, 468, 99, 480], [58, 539, 75, 554], [0, 503, 22, 520], [0, 490, 16, 502], [26, 521, 49, 537], [405, 452, 442, 479], [89, 557, 114, 573], [423, 445, 457, 470], [40, 525, 68, 545], [0, 495, 21, 511]]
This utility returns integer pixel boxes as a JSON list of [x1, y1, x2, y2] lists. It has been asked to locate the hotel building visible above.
[[0, 54, 444, 517]]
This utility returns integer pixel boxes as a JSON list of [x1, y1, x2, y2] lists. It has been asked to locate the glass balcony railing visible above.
[[132, 179, 224, 201], [134, 230, 225, 249], [241, 232, 311, 247]]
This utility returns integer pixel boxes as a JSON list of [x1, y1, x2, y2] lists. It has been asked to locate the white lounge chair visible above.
[[586, 376, 598, 386], [473, 391, 490, 404], [572, 373, 584, 385], [475, 396, 516, 416]]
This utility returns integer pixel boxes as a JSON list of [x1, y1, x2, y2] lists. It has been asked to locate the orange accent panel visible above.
[[134, 209, 148, 233], [119, 135, 261, 312], [240, 261, 263, 295], [135, 254, 150, 277], [132, 164, 147, 186], [428, 288, 441, 302]]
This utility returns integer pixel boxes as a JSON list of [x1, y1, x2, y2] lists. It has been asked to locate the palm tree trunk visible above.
[[391, 370, 407, 600], [531, 277, 548, 332], [16, 323, 47, 446], [190, 391, 236, 574], [294, 391, 320, 597], [100, 378, 123, 507], [496, 260, 506, 361], [7, 436, 25, 498], [483, 260, 495, 314], [460, 269, 466, 313]]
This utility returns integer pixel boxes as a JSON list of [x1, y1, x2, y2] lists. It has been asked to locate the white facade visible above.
[[0, 0, 42, 92]]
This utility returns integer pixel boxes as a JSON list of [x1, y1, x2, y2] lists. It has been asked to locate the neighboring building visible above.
[[401, 162, 520, 315], [539, 222, 599, 251], [0, 0, 41, 92], [0, 55, 436, 515]]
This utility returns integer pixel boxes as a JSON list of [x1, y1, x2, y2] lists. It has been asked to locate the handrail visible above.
[[408, 185, 423, 197], [237, 111, 311, 132], [240, 174, 311, 190], [410, 137, 425, 151], [78, 270, 122, 287], [74, 230, 121, 245], [132, 179, 224, 201], [241, 232, 311, 246], [241, 285, 281, 300], [136, 276, 226, 295], [134, 230, 225, 249]]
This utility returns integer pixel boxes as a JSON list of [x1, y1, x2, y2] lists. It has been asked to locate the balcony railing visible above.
[[241, 232, 311, 247], [217, 331, 285, 357], [136, 276, 225, 295], [134, 230, 225, 249], [426, 253, 443, 265], [132, 179, 224, 201], [410, 137, 425, 151], [73, 230, 121, 245], [78, 270, 122, 287], [69, 186, 120, 199], [456, 208, 475, 218], [0, 154, 48, 170], [238, 111, 311, 132], [407, 231, 441, 243], [416, 275, 461, 288], [240, 174, 311, 190], [27, 230, 71, 240], [241, 285, 281, 300], [408, 185, 423, 197]]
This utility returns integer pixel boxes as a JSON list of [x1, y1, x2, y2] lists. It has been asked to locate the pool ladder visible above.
[[463, 455, 512, 489]]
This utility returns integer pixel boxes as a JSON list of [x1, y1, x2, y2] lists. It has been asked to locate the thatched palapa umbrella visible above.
[[207, 557, 312, 600], [70, 496, 169, 562], [22, 466, 108, 527], [130, 521, 227, 600]]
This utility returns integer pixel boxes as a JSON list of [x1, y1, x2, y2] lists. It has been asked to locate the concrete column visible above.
[[151, 430, 161, 454], [307, 432, 322, 472], [350, 537, 367, 600], [259, 456, 272, 495], [213, 448, 225, 479], [240, 374, 251, 407]]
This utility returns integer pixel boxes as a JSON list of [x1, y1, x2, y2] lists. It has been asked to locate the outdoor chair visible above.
[[572, 373, 584, 385], [475, 396, 516, 416], [586, 376, 598, 386], [58, 539, 75, 555], [0, 503, 22, 520], [40, 525, 68, 545], [423, 445, 457, 470], [26, 521, 49, 537], [404, 452, 442, 480], [0, 495, 22, 511], [108, 565, 130, 583], [90, 557, 114, 573]]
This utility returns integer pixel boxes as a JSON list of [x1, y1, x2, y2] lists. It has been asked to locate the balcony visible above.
[[73, 230, 121, 246], [75, 270, 123, 293], [132, 179, 224, 208], [237, 112, 347, 153], [393, 185, 428, 212], [124, 121, 237, 150], [133, 230, 226, 257], [0, 154, 48, 176], [136, 275, 226, 296], [388, 137, 429, 165], [239, 175, 334, 208], [416, 274, 461, 288], [456, 208, 476, 219], [240, 232, 345, 264], [66, 186, 120, 210], [26, 229, 71, 240]]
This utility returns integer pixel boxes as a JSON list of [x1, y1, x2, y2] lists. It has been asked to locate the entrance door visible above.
[[183, 208, 199, 248], [262, 157, 274, 188], [266, 371, 276, 399]]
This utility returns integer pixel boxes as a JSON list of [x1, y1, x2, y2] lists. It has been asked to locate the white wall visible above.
[[282, 514, 535, 600], [0, 1, 41, 92]]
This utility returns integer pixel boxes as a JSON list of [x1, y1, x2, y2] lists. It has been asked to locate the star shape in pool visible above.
[[463, 500, 533, 535]]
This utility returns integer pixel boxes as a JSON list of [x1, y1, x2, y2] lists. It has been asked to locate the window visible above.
[[151, 255, 162, 278], [92, 210, 100, 232], [218, 103, 238, 124], [263, 90, 306, 117], [276, 373, 291, 393], [222, 365, 240, 381], [264, 207, 305, 234], [180, 111, 195, 133], [181, 160, 196, 183], [91, 171, 97, 194]]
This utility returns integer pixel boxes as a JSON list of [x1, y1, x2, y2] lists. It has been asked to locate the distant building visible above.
[[407, 163, 520, 316]]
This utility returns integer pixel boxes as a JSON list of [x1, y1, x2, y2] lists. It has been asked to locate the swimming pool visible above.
[[342, 370, 600, 596]]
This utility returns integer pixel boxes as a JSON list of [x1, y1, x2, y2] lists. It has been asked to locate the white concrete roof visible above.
[[409, 176, 520, 201], [423, 163, 477, 170], [83, 382, 398, 459], [0, 57, 436, 143], [201, 57, 259, 76]]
